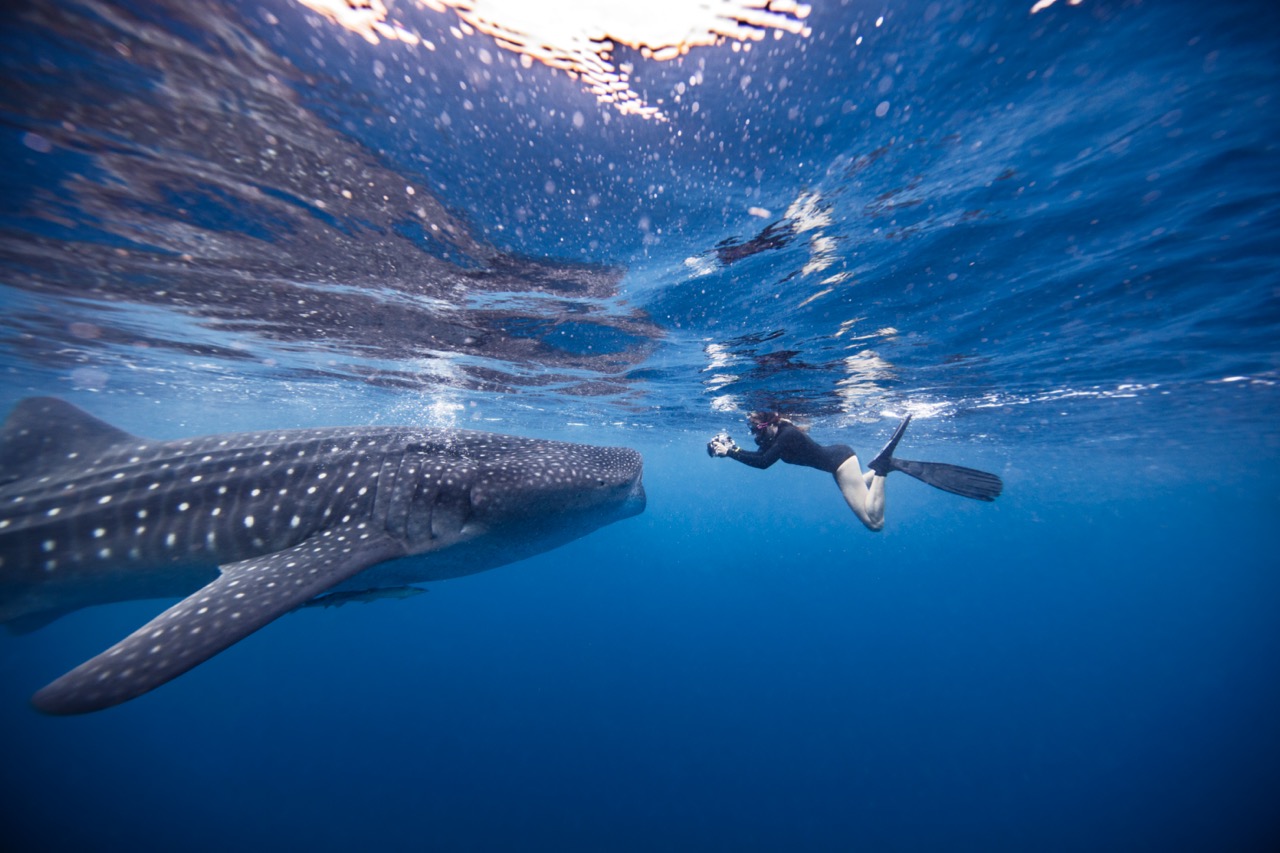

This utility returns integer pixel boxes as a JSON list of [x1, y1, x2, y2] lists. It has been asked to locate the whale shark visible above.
[[0, 397, 645, 715]]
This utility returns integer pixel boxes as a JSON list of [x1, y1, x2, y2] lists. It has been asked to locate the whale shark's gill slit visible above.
[[427, 485, 467, 541], [425, 488, 442, 541]]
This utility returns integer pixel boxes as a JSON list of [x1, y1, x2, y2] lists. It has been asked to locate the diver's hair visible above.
[[748, 410, 808, 431]]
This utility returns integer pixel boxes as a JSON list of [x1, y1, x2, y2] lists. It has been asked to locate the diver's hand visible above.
[[707, 432, 738, 458]]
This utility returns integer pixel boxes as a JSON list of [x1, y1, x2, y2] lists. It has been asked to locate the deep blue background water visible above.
[[2, 0, 1279, 850], [2, 438, 1278, 851]]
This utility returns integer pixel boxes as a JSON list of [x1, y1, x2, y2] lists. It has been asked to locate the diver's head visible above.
[[748, 410, 781, 445]]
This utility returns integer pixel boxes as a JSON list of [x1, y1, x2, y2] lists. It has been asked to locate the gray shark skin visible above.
[[0, 397, 645, 715]]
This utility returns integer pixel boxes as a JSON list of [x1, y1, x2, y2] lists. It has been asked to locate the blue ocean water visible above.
[[1, 0, 1278, 850]]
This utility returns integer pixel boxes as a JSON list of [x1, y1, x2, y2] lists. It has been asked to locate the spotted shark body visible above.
[[0, 397, 645, 714]]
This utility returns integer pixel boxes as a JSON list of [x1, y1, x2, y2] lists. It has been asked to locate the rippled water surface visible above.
[[2, 0, 1275, 437]]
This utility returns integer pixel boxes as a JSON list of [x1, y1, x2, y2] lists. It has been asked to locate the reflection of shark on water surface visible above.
[[0, 398, 645, 715]]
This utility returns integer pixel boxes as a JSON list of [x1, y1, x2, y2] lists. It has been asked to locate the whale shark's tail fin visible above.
[[884, 458, 1004, 501], [0, 397, 138, 485]]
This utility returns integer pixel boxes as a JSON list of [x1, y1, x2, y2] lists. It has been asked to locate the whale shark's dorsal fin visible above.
[[0, 397, 139, 484]]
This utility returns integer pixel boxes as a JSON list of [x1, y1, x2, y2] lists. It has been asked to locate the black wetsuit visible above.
[[728, 423, 855, 474]]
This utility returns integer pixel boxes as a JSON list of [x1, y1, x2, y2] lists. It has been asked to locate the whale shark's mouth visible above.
[[623, 474, 646, 518]]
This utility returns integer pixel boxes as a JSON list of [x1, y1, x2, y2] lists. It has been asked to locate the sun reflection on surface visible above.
[[294, 0, 812, 120]]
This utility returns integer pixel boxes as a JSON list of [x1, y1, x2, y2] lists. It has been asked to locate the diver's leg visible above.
[[835, 456, 885, 531], [865, 470, 886, 528]]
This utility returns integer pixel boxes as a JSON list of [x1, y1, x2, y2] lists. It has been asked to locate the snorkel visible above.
[[748, 411, 779, 446]]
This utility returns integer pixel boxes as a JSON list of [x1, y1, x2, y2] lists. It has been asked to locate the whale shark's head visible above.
[[467, 440, 645, 522], [397, 433, 645, 554]]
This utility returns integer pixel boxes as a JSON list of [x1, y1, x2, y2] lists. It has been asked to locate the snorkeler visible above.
[[707, 412, 1002, 531]]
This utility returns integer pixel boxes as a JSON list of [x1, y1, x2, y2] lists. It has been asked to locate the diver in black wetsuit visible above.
[[707, 411, 1002, 531]]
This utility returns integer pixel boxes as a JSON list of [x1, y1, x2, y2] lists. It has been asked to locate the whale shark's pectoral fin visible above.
[[31, 523, 405, 715]]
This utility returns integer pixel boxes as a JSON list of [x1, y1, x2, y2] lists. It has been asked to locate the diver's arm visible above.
[[726, 439, 784, 469]]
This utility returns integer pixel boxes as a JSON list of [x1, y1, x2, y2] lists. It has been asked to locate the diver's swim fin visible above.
[[868, 414, 912, 476], [885, 458, 1003, 501], [866, 414, 1002, 500]]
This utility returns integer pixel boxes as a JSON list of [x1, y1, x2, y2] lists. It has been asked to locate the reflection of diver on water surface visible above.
[[715, 220, 795, 264], [708, 411, 1002, 531]]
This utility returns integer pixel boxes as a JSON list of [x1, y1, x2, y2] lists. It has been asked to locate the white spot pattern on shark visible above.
[[0, 397, 644, 714]]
